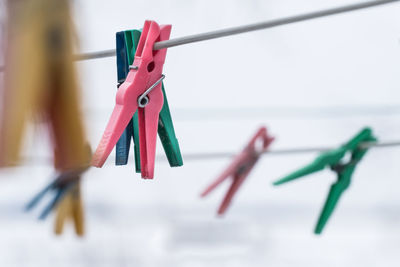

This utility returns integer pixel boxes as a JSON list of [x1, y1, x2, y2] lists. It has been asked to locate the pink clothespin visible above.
[[201, 127, 274, 215], [91, 21, 171, 179]]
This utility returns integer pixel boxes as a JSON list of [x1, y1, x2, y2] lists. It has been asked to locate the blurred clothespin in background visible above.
[[114, 29, 183, 172], [92, 21, 181, 179], [1, 0, 91, 235], [25, 168, 87, 236], [273, 127, 376, 234], [201, 127, 274, 215]]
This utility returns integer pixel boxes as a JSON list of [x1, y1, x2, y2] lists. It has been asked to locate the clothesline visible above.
[[0, 0, 399, 68], [83, 105, 400, 120], [75, 0, 400, 60], [20, 140, 400, 165]]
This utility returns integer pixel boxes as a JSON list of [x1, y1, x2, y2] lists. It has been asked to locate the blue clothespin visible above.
[[115, 31, 140, 168], [25, 171, 79, 220]]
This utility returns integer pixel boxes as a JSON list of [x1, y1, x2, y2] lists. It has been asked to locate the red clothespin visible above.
[[91, 21, 171, 179], [201, 127, 274, 215]]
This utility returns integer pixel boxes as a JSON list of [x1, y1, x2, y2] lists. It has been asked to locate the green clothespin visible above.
[[273, 127, 377, 234], [123, 29, 183, 172]]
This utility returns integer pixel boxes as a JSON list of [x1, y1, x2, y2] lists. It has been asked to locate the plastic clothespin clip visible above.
[[201, 127, 274, 215], [25, 170, 81, 220], [115, 29, 183, 172], [273, 127, 377, 234], [91, 20, 172, 179], [115, 30, 140, 168]]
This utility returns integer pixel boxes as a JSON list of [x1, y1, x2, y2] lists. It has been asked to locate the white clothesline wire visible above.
[[0, 0, 399, 69]]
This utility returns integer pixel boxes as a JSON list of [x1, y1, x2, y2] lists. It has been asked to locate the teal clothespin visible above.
[[115, 31, 137, 167], [25, 172, 79, 220], [273, 127, 377, 234], [115, 29, 183, 172]]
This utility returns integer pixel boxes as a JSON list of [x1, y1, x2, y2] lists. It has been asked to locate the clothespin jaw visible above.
[[201, 127, 274, 215], [273, 127, 376, 234]]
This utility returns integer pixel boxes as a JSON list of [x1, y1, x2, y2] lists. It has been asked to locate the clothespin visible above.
[[25, 171, 85, 236], [114, 29, 183, 172], [201, 127, 274, 215], [1, 0, 91, 235], [54, 181, 84, 236], [1, 0, 90, 169], [92, 21, 177, 179], [25, 169, 84, 230], [273, 127, 377, 234], [115, 30, 140, 168]]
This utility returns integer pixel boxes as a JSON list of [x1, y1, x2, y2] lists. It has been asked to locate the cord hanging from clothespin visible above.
[[0, 0, 91, 236], [273, 127, 376, 234], [201, 127, 274, 215], [114, 29, 183, 171], [92, 20, 179, 179]]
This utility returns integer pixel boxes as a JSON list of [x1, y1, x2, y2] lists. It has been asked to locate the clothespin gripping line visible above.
[[113, 28, 182, 171], [91, 21, 172, 179], [273, 127, 376, 234], [0, 0, 398, 72]]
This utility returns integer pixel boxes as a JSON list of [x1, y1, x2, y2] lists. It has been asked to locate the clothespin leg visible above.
[[92, 104, 138, 167], [201, 160, 244, 197], [315, 165, 354, 233], [71, 183, 85, 236], [157, 84, 183, 167], [132, 112, 141, 173], [217, 176, 246, 215], [273, 161, 326, 186], [39, 183, 75, 220], [25, 182, 56, 211], [54, 193, 72, 235], [137, 91, 163, 179], [115, 118, 134, 165], [314, 182, 346, 234]]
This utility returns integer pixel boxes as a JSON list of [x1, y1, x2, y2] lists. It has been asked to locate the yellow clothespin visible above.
[[1, 0, 88, 168], [2, 0, 91, 236], [54, 181, 85, 236]]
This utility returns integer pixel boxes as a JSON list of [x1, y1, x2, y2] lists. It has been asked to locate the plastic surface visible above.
[[0, 0, 91, 170], [273, 127, 377, 234], [91, 21, 173, 178], [201, 127, 274, 215], [114, 31, 138, 167], [114, 29, 183, 171], [54, 182, 84, 236], [25, 170, 84, 233]]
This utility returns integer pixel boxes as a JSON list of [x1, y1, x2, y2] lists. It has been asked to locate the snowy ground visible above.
[[1, 0, 400, 266]]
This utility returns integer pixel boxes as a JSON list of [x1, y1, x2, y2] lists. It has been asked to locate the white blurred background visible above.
[[1, 0, 400, 266]]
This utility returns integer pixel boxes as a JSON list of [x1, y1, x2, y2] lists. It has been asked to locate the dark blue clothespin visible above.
[[115, 31, 140, 168]]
